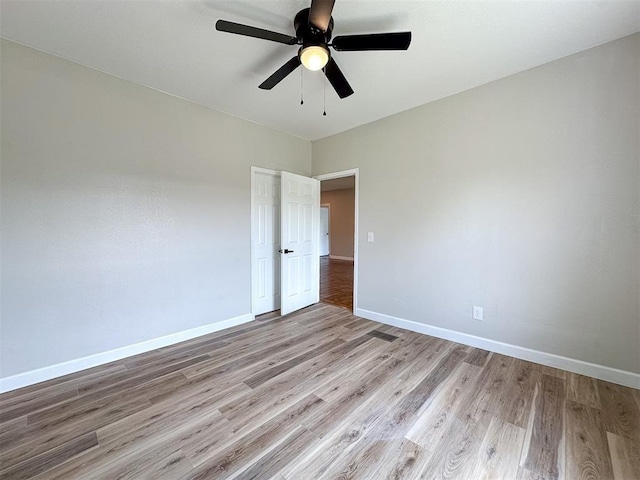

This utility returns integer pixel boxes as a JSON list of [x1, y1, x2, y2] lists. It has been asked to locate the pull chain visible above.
[[322, 68, 327, 116], [300, 67, 304, 105]]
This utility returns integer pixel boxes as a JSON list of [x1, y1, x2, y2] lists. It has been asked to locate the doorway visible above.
[[250, 167, 320, 317], [315, 169, 359, 312], [250, 167, 358, 316]]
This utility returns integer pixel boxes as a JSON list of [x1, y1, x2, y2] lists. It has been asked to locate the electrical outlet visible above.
[[367, 232, 374, 242], [473, 306, 483, 321]]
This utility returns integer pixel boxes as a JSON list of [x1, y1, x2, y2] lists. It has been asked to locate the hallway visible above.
[[319, 256, 354, 311]]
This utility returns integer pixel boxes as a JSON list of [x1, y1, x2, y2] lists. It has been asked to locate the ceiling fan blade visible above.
[[259, 56, 302, 90], [216, 19, 297, 45], [324, 57, 353, 99], [332, 32, 412, 51], [309, 0, 335, 32]]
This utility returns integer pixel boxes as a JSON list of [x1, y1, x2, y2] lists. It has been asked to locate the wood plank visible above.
[[465, 348, 492, 367], [283, 376, 411, 479], [337, 320, 382, 342], [33, 403, 234, 480], [461, 353, 514, 422], [565, 400, 614, 480], [382, 330, 422, 355], [176, 308, 340, 376], [382, 438, 430, 479], [181, 394, 325, 479], [123, 339, 228, 372], [311, 350, 396, 403], [175, 329, 303, 379], [396, 337, 453, 385], [235, 426, 317, 480], [407, 356, 500, 479], [366, 330, 398, 342], [243, 337, 346, 389], [0, 432, 98, 480], [0, 392, 151, 470], [381, 331, 428, 360], [321, 435, 428, 480], [311, 345, 445, 477], [292, 306, 352, 327], [97, 382, 249, 446], [75, 355, 210, 398], [306, 356, 406, 435], [607, 432, 640, 480], [0, 387, 79, 423], [218, 336, 382, 431], [143, 333, 318, 408], [597, 379, 640, 442], [567, 372, 601, 409], [0, 364, 127, 405], [376, 345, 469, 436], [416, 396, 492, 480], [285, 340, 424, 477], [406, 362, 482, 452], [341, 318, 372, 330], [535, 363, 567, 380], [108, 448, 192, 480], [521, 374, 566, 480], [0, 416, 27, 434], [498, 358, 541, 428], [92, 413, 231, 480], [181, 318, 348, 379], [468, 416, 526, 480], [374, 324, 408, 337]]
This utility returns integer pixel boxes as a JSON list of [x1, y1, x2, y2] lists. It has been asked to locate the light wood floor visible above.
[[1, 303, 639, 479], [320, 256, 354, 311]]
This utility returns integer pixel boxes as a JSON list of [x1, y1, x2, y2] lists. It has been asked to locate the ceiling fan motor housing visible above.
[[294, 8, 333, 50]]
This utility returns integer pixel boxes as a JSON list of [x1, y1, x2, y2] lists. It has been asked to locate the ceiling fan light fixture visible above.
[[300, 45, 329, 71]]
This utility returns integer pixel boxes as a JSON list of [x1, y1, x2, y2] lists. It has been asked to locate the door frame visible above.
[[250, 166, 279, 317], [314, 168, 359, 312], [320, 203, 331, 256]]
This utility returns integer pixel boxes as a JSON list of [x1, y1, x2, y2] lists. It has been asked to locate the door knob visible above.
[[279, 248, 294, 254]]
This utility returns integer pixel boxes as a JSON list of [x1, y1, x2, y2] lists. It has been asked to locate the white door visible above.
[[252, 171, 281, 315], [280, 171, 320, 315], [320, 206, 330, 256]]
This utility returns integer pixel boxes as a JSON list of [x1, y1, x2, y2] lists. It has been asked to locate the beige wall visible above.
[[321, 188, 355, 258], [0, 40, 311, 377], [313, 34, 640, 374]]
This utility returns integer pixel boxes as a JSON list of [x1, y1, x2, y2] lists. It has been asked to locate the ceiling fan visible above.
[[215, 0, 411, 99]]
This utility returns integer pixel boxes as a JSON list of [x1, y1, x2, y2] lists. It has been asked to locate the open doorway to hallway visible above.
[[319, 176, 355, 311], [320, 256, 354, 310]]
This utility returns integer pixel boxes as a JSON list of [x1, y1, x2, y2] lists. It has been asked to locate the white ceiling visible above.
[[1, 1, 639, 141]]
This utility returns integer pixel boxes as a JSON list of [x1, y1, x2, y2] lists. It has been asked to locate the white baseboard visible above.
[[329, 255, 354, 261], [0, 313, 254, 394], [356, 308, 640, 390]]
